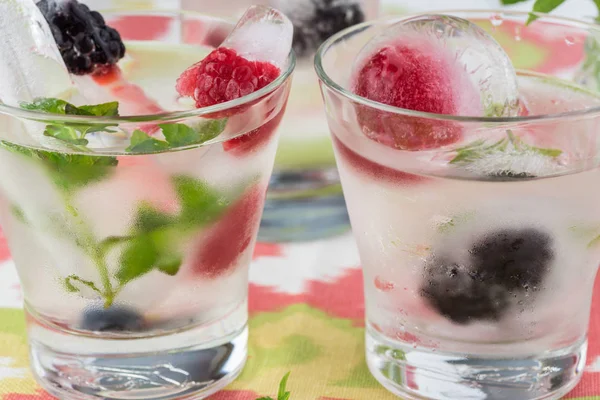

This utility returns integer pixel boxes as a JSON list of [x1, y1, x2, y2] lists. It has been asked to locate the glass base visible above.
[[259, 167, 350, 242], [27, 307, 247, 400], [366, 327, 586, 400]]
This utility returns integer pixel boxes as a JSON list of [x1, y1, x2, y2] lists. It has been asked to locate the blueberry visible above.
[[420, 227, 554, 324], [289, 0, 365, 58], [37, 0, 125, 75], [80, 306, 145, 332]]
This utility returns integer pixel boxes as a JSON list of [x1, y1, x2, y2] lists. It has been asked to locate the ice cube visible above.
[[221, 5, 293, 70], [352, 14, 520, 117], [0, 0, 73, 106]]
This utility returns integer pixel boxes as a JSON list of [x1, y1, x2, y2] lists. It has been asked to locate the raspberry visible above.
[[176, 48, 280, 112], [191, 185, 265, 277], [332, 134, 426, 184], [223, 105, 286, 156], [37, 0, 125, 75], [353, 42, 482, 150]]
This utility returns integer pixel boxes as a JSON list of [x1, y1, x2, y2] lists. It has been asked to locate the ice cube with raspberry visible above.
[[176, 6, 292, 155], [351, 14, 520, 151]]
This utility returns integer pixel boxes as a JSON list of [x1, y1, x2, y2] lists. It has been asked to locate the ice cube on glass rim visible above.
[[0, 0, 73, 106], [221, 5, 293, 70], [352, 14, 520, 118]]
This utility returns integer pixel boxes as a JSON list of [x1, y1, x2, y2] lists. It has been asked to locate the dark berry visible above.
[[420, 258, 510, 324], [469, 228, 553, 291], [420, 228, 554, 324], [80, 306, 144, 332], [37, 0, 125, 75], [290, 0, 365, 58]]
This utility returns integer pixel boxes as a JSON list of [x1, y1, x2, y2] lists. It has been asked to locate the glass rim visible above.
[[314, 9, 600, 124], [0, 8, 296, 124]]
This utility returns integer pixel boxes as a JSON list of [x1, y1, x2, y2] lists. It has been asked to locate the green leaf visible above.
[[173, 175, 227, 226], [116, 236, 158, 285], [159, 119, 227, 148], [64, 275, 102, 295], [526, 0, 567, 24], [277, 372, 291, 400], [0, 141, 118, 191], [78, 102, 119, 117], [134, 203, 176, 233], [126, 130, 170, 153], [155, 253, 182, 276], [44, 125, 89, 145]]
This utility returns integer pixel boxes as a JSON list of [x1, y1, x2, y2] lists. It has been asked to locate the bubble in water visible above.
[[490, 14, 503, 27], [352, 14, 520, 118]]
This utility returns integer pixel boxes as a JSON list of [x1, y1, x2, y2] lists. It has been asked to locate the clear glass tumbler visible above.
[[316, 10, 600, 400], [182, 0, 379, 241], [0, 9, 293, 400]]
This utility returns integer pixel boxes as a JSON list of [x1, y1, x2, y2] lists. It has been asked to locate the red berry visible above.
[[223, 103, 286, 156], [191, 185, 265, 277], [332, 134, 426, 184], [176, 47, 280, 116], [353, 41, 481, 150]]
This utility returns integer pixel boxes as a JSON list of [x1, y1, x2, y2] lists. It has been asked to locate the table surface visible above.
[[2, 4, 600, 400]]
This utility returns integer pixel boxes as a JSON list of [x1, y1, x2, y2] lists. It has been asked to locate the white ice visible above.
[[353, 14, 521, 117], [0, 0, 73, 106], [221, 5, 293, 70]]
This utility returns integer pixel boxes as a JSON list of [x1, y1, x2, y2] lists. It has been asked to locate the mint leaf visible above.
[[527, 0, 566, 24], [64, 275, 102, 295], [126, 130, 170, 153], [79, 102, 119, 117], [160, 119, 227, 147], [44, 125, 89, 145], [277, 372, 291, 400], [116, 236, 159, 285], [20, 98, 120, 145], [0, 141, 118, 191], [155, 253, 182, 276], [173, 175, 227, 226], [134, 203, 175, 233]]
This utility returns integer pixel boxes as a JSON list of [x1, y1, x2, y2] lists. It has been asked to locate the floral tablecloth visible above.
[[2, 2, 600, 398]]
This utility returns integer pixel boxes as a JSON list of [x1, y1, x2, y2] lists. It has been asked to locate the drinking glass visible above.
[[316, 10, 600, 400], [0, 9, 293, 400], [182, 0, 379, 241]]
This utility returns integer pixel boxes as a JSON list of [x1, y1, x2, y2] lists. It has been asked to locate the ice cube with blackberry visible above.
[[421, 215, 556, 324]]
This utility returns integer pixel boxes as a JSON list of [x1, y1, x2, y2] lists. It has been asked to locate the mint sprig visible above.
[[256, 373, 292, 400], [21, 98, 119, 146], [450, 130, 562, 165], [500, 0, 600, 24], [126, 119, 227, 153]]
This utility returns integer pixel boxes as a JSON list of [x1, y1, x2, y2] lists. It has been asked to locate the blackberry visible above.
[[469, 228, 553, 291], [80, 306, 144, 332], [420, 258, 510, 324], [37, 0, 125, 75], [420, 228, 554, 324], [290, 0, 365, 58]]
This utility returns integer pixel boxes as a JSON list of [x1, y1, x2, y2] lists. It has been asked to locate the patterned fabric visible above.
[[0, 12, 598, 400]]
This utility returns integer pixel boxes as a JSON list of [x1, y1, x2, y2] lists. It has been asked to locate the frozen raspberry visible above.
[[191, 185, 265, 277], [176, 48, 280, 112], [223, 105, 286, 156], [37, 0, 125, 75], [332, 135, 426, 184], [353, 42, 482, 150]]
